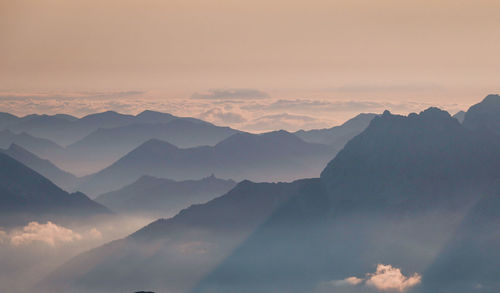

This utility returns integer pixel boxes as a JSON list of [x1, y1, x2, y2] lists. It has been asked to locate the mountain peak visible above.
[[136, 110, 176, 123], [321, 107, 474, 196], [482, 94, 500, 104], [419, 106, 452, 120], [463, 94, 500, 134], [8, 143, 32, 155]]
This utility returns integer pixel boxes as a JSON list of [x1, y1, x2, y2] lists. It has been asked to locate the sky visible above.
[[1, 0, 500, 131]]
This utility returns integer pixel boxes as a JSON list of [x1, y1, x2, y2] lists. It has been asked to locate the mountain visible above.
[[463, 94, 500, 135], [135, 110, 177, 124], [41, 179, 313, 293], [0, 129, 63, 159], [4, 110, 222, 147], [452, 110, 465, 123], [0, 110, 241, 175], [6, 114, 79, 145], [294, 113, 377, 149], [0, 112, 20, 129], [419, 191, 500, 293], [63, 119, 240, 173], [0, 153, 110, 228], [1, 144, 78, 192], [95, 175, 236, 217], [41, 106, 500, 293], [193, 108, 500, 293], [77, 130, 336, 196]]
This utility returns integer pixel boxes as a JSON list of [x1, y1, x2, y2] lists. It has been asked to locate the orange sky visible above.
[[1, 0, 500, 130]]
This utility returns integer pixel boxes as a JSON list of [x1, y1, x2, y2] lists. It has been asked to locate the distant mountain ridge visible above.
[[0, 110, 241, 175], [0, 129, 63, 159], [95, 175, 236, 217], [1, 143, 78, 191], [1, 110, 221, 146], [294, 113, 377, 147], [77, 130, 336, 196]]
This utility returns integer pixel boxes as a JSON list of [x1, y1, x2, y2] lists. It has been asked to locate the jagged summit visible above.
[[320, 107, 499, 202], [463, 94, 500, 134]]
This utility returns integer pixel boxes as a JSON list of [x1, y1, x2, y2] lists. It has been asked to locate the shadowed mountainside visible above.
[[0, 153, 111, 228], [463, 94, 500, 135]]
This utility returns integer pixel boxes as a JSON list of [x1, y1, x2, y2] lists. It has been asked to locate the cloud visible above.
[[0, 230, 8, 244], [320, 265, 421, 293], [8, 221, 82, 247], [365, 264, 422, 292], [88, 228, 103, 240], [329, 83, 442, 93], [192, 89, 270, 100], [243, 112, 330, 132], [329, 276, 364, 287], [197, 108, 247, 125]]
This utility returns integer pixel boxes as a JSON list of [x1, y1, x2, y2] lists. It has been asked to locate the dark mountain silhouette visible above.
[[95, 175, 236, 217], [39, 104, 500, 293], [452, 110, 465, 123], [0, 153, 110, 228], [463, 94, 500, 135], [1, 143, 78, 192], [295, 113, 377, 149], [63, 119, 240, 173], [77, 130, 335, 196]]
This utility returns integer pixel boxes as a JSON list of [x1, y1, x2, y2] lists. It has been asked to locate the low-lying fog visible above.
[[0, 215, 161, 293]]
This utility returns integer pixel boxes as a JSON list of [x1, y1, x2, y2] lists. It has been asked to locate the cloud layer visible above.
[[192, 89, 270, 100], [0, 90, 468, 133]]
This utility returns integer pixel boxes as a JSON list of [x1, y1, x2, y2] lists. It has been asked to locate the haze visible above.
[[1, 0, 500, 131]]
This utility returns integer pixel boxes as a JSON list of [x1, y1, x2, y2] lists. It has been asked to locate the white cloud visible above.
[[9, 221, 82, 247], [365, 264, 422, 292], [320, 265, 421, 292]]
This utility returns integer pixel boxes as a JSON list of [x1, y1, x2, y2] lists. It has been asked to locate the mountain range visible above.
[[95, 175, 236, 218], [0, 110, 376, 176], [76, 130, 336, 196], [0, 111, 239, 174], [40, 95, 500, 293]]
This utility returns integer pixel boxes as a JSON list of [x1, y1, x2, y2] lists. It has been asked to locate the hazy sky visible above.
[[1, 0, 500, 131]]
